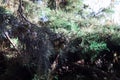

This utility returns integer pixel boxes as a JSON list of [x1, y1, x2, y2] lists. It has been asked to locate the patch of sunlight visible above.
[[84, 0, 111, 13], [84, 0, 120, 25], [6, 54, 17, 58], [81, 27, 94, 33], [111, 0, 120, 25]]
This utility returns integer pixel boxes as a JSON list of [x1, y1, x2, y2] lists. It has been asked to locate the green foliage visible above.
[[89, 41, 108, 61], [0, 6, 6, 14], [0, 6, 12, 14], [1, 0, 120, 61], [32, 75, 39, 80], [53, 75, 58, 80], [89, 41, 107, 52], [81, 41, 108, 62], [103, 8, 114, 13], [78, 32, 110, 62]]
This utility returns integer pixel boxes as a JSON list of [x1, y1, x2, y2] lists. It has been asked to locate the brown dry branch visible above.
[[4, 31, 21, 54], [17, 0, 37, 28]]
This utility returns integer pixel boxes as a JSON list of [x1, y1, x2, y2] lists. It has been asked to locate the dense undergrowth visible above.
[[0, 0, 120, 80]]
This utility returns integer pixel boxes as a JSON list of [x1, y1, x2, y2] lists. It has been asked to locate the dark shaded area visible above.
[[0, 6, 65, 80], [55, 37, 120, 80], [0, 59, 34, 80], [0, 52, 7, 75], [47, 0, 68, 10]]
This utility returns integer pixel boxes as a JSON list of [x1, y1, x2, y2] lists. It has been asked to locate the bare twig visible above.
[[4, 32, 21, 54], [17, 0, 37, 27], [48, 54, 59, 80], [51, 54, 59, 71]]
